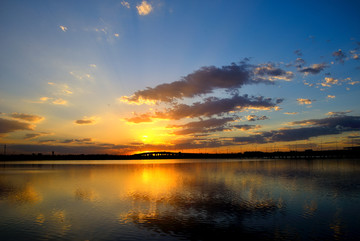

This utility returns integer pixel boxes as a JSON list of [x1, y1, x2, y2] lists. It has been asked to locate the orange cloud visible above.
[[11, 113, 44, 122], [297, 98, 313, 105], [136, 1, 152, 15]]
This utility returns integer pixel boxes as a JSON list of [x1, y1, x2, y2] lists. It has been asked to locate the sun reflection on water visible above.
[[0, 159, 359, 240]]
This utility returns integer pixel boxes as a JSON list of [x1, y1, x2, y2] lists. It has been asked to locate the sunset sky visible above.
[[1, 0, 360, 154]]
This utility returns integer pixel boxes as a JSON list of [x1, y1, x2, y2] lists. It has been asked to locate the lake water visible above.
[[1, 159, 360, 240]]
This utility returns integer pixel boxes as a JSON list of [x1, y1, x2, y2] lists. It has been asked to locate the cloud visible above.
[[28, 136, 47, 141], [332, 49, 347, 63], [75, 117, 98, 125], [320, 77, 340, 87], [48, 82, 73, 95], [69, 71, 93, 81], [348, 80, 360, 85], [24, 132, 51, 140], [294, 49, 303, 56], [233, 124, 261, 131], [136, 1, 153, 15], [168, 117, 235, 135], [60, 138, 93, 144], [294, 58, 306, 68], [298, 63, 326, 75], [59, 25, 68, 32], [11, 113, 44, 122], [327, 95, 336, 99], [125, 95, 283, 123], [52, 98, 68, 105], [254, 63, 294, 81], [326, 110, 352, 116], [36, 97, 68, 105], [297, 98, 313, 105], [121, 1, 130, 8], [0, 118, 33, 134], [121, 62, 271, 104], [234, 115, 360, 144], [245, 115, 269, 122], [284, 112, 298, 115]]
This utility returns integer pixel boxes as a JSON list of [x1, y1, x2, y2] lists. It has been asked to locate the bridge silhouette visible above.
[[1, 147, 359, 161]]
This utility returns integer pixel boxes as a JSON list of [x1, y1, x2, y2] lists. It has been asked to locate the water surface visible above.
[[1, 159, 360, 240]]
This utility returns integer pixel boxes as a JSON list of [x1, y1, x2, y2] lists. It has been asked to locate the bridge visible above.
[[132, 151, 184, 158]]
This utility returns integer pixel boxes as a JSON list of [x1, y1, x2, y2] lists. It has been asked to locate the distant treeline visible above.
[[1, 147, 360, 161]]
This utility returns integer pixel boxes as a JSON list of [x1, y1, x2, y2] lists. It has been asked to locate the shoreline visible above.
[[1, 148, 359, 161]]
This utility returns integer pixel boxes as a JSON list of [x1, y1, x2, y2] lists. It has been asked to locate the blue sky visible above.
[[1, 0, 360, 154]]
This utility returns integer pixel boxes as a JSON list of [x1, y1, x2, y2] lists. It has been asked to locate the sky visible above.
[[1, 0, 360, 155]]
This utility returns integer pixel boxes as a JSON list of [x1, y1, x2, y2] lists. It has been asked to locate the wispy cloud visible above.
[[136, 1, 153, 15], [121, 1, 130, 9], [75, 117, 99, 125], [294, 49, 303, 57], [11, 113, 44, 122], [48, 82, 73, 95], [60, 138, 93, 144], [332, 49, 347, 63], [59, 25, 68, 32], [233, 124, 261, 131], [69, 71, 93, 81], [326, 110, 352, 116], [32, 97, 68, 105], [284, 112, 299, 115], [24, 132, 51, 140]]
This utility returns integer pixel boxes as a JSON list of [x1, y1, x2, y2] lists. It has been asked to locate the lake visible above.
[[1, 159, 360, 240]]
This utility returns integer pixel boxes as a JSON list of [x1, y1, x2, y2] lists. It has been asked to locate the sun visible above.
[[142, 135, 151, 143]]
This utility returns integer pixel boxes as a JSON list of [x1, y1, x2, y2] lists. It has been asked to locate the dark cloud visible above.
[[294, 49, 302, 56], [24, 133, 41, 140], [298, 63, 326, 75], [168, 117, 234, 135], [246, 115, 269, 122], [254, 64, 294, 81], [121, 61, 274, 104], [126, 95, 283, 123], [23, 132, 51, 140], [326, 111, 352, 116], [289, 115, 360, 129], [11, 113, 44, 122], [233, 115, 360, 144], [332, 49, 347, 63], [60, 138, 93, 144], [294, 58, 306, 68], [75, 118, 96, 125], [0, 118, 33, 134]]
